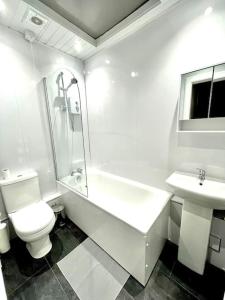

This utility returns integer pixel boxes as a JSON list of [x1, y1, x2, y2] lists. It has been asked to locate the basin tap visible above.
[[197, 168, 206, 185]]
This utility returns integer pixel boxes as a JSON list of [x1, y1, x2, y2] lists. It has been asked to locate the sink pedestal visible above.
[[166, 171, 225, 274], [178, 200, 213, 274]]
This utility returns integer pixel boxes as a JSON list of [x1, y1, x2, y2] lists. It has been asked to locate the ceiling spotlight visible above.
[[131, 71, 138, 78], [204, 6, 213, 16], [74, 41, 82, 53], [105, 59, 111, 64], [0, 0, 6, 13]]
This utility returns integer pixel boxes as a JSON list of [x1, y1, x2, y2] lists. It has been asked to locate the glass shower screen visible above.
[[43, 69, 88, 196]]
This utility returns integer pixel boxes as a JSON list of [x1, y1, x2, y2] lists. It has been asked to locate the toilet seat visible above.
[[10, 202, 55, 237]]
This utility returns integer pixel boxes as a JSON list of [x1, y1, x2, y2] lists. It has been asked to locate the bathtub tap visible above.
[[71, 168, 83, 176]]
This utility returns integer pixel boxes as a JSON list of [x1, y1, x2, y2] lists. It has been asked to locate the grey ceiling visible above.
[[39, 0, 149, 38]]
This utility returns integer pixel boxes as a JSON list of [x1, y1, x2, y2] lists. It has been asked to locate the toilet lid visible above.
[[10, 202, 54, 236]]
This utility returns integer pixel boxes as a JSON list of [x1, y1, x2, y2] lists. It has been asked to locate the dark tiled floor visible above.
[[1, 218, 225, 300], [171, 261, 225, 300], [2, 219, 85, 300], [117, 244, 225, 300]]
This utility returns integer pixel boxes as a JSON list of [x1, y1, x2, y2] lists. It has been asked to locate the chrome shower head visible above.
[[71, 78, 78, 84], [65, 77, 78, 91]]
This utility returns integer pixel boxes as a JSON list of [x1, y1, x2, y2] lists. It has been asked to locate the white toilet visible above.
[[0, 171, 55, 259]]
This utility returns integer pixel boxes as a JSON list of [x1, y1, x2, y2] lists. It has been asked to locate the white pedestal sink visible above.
[[166, 172, 225, 274]]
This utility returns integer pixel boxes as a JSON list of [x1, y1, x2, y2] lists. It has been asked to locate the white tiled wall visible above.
[[84, 0, 225, 270], [0, 25, 86, 219], [85, 0, 225, 190]]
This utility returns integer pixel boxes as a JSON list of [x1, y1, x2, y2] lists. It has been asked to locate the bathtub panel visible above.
[[145, 202, 169, 285], [62, 189, 147, 284], [58, 171, 171, 286]]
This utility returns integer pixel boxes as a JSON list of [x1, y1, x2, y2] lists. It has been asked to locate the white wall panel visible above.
[[85, 0, 225, 189], [84, 0, 225, 271], [0, 25, 86, 219]]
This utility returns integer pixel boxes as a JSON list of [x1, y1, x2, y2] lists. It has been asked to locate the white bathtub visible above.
[[58, 170, 171, 285]]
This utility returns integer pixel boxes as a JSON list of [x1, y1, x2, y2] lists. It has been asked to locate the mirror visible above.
[[178, 63, 225, 131], [210, 64, 225, 118]]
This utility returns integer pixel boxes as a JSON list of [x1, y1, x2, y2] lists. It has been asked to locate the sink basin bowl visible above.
[[166, 172, 225, 209]]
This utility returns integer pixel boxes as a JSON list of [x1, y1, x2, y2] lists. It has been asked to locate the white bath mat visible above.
[[57, 238, 129, 300]]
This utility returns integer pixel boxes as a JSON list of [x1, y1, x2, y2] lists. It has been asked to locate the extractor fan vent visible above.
[[22, 8, 48, 31]]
